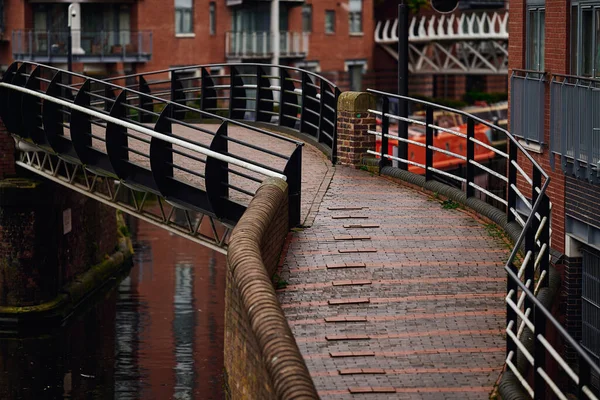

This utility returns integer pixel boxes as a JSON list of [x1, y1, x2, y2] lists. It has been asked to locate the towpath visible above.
[[277, 143, 511, 399]]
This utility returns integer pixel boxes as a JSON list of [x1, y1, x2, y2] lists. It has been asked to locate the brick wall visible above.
[[565, 176, 600, 228], [0, 119, 15, 179], [336, 92, 376, 167], [0, 179, 117, 306], [509, 0, 568, 254], [225, 178, 317, 400]]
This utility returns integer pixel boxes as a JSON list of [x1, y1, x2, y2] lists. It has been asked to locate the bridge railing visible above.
[[103, 63, 340, 163], [0, 61, 304, 228], [367, 88, 600, 399]]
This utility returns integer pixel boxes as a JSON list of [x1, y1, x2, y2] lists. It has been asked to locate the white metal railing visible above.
[[0, 82, 286, 181], [375, 11, 508, 44], [225, 31, 309, 58]]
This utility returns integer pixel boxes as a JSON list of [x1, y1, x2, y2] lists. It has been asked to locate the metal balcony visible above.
[[12, 30, 153, 63], [225, 31, 308, 59]]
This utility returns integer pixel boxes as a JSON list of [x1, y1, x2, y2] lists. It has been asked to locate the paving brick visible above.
[[277, 165, 512, 398]]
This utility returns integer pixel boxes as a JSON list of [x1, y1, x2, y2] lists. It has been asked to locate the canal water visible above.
[[0, 215, 226, 400]]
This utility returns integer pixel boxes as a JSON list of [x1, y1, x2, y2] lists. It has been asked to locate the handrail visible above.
[[0, 82, 286, 181], [365, 87, 599, 399], [10, 60, 303, 146], [1, 61, 304, 226], [99, 62, 340, 163], [104, 62, 338, 90], [367, 88, 549, 180]]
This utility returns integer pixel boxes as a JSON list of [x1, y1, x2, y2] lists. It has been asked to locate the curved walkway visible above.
[[277, 165, 511, 399]]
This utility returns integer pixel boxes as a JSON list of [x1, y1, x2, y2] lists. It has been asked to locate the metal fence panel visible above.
[[510, 71, 545, 143], [551, 76, 600, 171]]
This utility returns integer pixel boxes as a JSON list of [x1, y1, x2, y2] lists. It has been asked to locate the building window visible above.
[[325, 10, 335, 34], [582, 246, 600, 375], [571, 2, 600, 77], [175, 0, 193, 35], [349, 0, 363, 34], [302, 5, 312, 33], [526, 6, 545, 71], [346, 60, 366, 92], [209, 2, 216, 35]]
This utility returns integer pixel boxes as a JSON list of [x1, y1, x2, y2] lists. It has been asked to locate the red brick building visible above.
[[509, 0, 600, 370], [0, 0, 374, 90]]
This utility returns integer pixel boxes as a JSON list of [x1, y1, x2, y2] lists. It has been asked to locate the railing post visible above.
[[506, 263, 518, 359], [380, 96, 390, 171], [466, 117, 475, 197], [507, 140, 518, 222], [283, 145, 302, 227], [200, 67, 216, 115], [138, 31, 143, 58], [299, 72, 307, 133], [331, 87, 340, 164], [425, 106, 434, 181]]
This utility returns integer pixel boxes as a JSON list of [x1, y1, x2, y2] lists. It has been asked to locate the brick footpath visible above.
[[277, 166, 511, 399]]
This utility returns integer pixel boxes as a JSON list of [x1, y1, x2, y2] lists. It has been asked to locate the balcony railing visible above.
[[12, 30, 153, 63], [551, 74, 600, 179], [510, 69, 545, 144], [225, 31, 308, 59]]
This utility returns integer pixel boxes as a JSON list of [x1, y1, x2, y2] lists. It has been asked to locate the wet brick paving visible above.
[[277, 165, 511, 399]]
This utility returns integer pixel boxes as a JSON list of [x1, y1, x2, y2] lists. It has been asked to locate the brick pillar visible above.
[[336, 92, 377, 167], [0, 119, 16, 179]]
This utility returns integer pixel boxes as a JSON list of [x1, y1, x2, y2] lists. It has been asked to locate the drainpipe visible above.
[[270, 0, 280, 69], [270, 0, 280, 102]]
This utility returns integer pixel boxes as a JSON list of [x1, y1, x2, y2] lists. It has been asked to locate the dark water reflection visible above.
[[0, 215, 226, 400]]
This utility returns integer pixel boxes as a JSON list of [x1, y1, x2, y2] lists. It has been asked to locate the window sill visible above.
[[325, 32, 335, 35], [175, 33, 196, 38], [349, 32, 364, 37], [517, 139, 543, 154]]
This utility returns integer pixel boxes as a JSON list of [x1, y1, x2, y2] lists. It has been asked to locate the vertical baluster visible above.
[[466, 117, 475, 197], [507, 140, 518, 222], [379, 96, 390, 172], [425, 106, 434, 181]]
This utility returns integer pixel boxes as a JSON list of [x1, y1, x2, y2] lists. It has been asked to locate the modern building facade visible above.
[[509, 0, 600, 379], [0, 0, 374, 90]]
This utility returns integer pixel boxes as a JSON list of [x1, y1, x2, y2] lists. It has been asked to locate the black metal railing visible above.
[[0, 61, 303, 227], [104, 63, 340, 163], [367, 88, 600, 399], [551, 73, 600, 182], [510, 69, 545, 144], [11, 30, 153, 63]]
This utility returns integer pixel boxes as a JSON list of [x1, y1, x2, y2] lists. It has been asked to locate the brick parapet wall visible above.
[[336, 92, 377, 167], [225, 178, 317, 400]]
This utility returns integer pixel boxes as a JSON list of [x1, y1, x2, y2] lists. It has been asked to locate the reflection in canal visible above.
[[0, 214, 226, 400]]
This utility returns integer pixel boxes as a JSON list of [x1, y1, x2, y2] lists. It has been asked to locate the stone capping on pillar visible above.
[[225, 177, 318, 400], [336, 91, 377, 167]]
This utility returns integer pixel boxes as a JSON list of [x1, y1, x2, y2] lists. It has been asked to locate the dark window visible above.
[[325, 10, 335, 34], [526, 6, 545, 71], [571, 2, 600, 77], [209, 2, 216, 35], [349, 0, 363, 33], [302, 5, 312, 33], [175, 0, 193, 34]]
